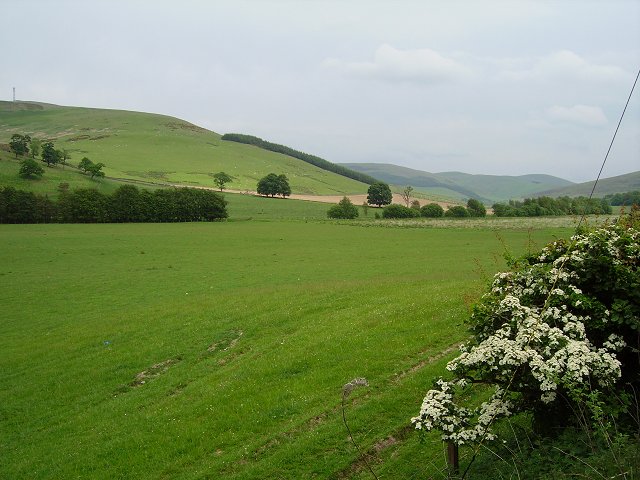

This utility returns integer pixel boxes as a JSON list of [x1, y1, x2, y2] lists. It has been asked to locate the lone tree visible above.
[[41, 142, 60, 167], [9, 134, 31, 158], [400, 185, 414, 207], [212, 172, 234, 191], [327, 196, 359, 219], [367, 182, 392, 207], [257, 173, 291, 197], [18, 158, 44, 179]]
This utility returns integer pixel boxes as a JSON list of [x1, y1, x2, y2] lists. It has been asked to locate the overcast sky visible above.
[[2, 0, 639, 182]]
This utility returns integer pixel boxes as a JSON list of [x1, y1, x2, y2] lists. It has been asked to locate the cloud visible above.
[[500, 50, 628, 83], [323, 44, 472, 84], [545, 104, 608, 126]]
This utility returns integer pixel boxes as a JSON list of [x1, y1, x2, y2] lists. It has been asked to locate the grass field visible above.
[[0, 101, 369, 195], [0, 220, 572, 479]]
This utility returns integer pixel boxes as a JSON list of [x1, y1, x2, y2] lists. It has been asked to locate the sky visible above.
[[2, 0, 639, 183]]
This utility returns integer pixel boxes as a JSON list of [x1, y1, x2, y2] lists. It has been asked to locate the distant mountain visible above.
[[340, 163, 574, 203], [537, 171, 640, 198]]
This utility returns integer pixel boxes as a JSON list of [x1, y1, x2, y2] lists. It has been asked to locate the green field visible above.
[[0, 220, 571, 479], [0, 101, 369, 195]]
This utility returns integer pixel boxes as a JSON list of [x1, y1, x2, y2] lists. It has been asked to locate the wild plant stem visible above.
[[341, 396, 380, 480]]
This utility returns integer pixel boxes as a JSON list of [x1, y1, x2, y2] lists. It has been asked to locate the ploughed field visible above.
[[0, 221, 570, 479]]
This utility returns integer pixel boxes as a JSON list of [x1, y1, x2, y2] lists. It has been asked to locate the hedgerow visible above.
[[0, 184, 227, 223]]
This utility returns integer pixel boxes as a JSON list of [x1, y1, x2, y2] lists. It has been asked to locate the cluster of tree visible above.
[[380, 198, 486, 219], [10, 134, 77, 177], [78, 157, 105, 179], [437, 199, 488, 218], [327, 197, 359, 219], [367, 182, 393, 207], [221, 133, 379, 185], [256, 173, 291, 197], [604, 190, 640, 206], [492, 196, 611, 217], [0, 185, 227, 224]]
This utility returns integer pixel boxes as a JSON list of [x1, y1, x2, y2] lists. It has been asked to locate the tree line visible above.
[[221, 133, 379, 185], [0, 184, 227, 224], [492, 196, 611, 217], [604, 190, 640, 206]]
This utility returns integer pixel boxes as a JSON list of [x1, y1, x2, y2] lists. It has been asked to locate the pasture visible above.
[[0, 220, 571, 479]]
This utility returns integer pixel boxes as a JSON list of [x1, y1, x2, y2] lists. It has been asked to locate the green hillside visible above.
[[537, 171, 640, 198], [0, 101, 368, 195], [341, 162, 575, 203]]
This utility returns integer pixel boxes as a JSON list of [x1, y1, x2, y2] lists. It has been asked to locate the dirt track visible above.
[[218, 189, 456, 208]]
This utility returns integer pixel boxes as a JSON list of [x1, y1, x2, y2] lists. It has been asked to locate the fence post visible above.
[[447, 441, 459, 475]]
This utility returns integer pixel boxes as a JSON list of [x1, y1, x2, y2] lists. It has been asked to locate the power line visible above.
[[587, 66, 640, 202]]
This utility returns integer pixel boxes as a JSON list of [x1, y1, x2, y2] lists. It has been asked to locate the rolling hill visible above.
[[341, 162, 576, 203], [536, 171, 640, 198], [0, 101, 369, 196]]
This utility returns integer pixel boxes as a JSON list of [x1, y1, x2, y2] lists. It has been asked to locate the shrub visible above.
[[412, 222, 640, 446], [327, 197, 359, 219], [382, 204, 420, 219], [19, 158, 44, 179], [444, 205, 469, 217], [467, 198, 487, 217], [420, 203, 444, 218]]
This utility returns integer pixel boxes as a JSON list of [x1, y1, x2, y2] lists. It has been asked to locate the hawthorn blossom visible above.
[[413, 223, 639, 444]]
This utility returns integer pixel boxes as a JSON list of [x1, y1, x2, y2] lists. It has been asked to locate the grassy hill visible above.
[[341, 162, 575, 203], [536, 170, 640, 198], [0, 101, 369, 196]]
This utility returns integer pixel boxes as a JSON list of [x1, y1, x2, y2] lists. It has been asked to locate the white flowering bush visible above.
[[412, 220, 640, 444]]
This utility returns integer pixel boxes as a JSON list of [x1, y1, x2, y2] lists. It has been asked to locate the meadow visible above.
[[0, 220, 571, 479]]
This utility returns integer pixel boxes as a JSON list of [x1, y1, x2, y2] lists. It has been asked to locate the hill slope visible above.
[[341, 162, 575, 203], [537, 171, 640, 198], [0, 101, 368, 195]]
